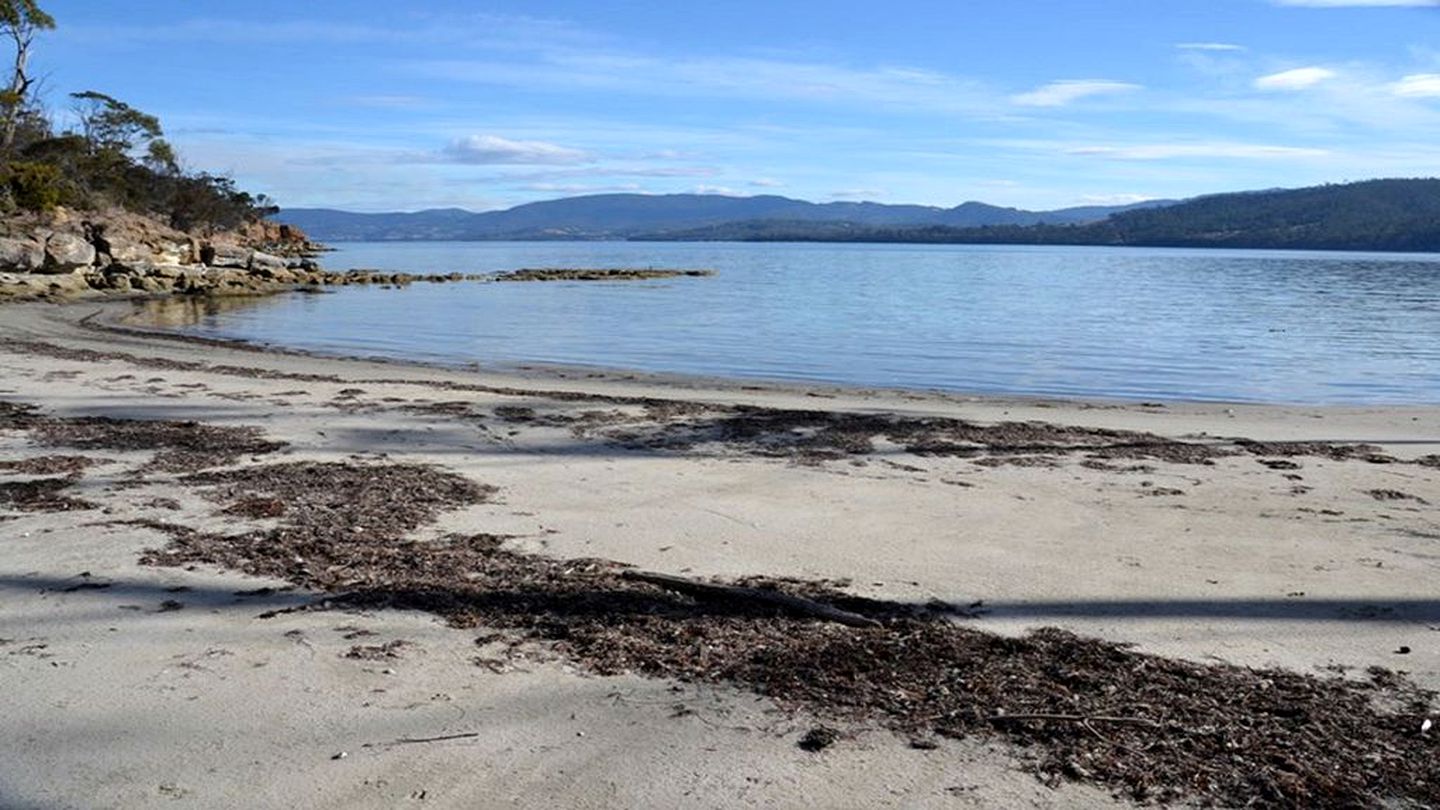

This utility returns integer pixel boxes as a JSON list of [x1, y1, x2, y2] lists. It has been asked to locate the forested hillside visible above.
[[644, 179, 1440, 253]]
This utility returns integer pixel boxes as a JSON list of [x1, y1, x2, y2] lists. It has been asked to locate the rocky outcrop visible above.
[[0, 261, 483, 302], [235, 219, 324, 258], [42, 233, 97, 273], [0, 206, 484, 303], [85, 211, 199, 267]]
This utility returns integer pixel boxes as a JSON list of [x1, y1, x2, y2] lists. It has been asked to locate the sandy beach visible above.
[[2, 298, 1437, 808]]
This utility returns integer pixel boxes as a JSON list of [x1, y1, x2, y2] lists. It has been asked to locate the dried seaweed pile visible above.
[[0, 476, 96, 512], [497, 401, 1403, 469], [0, 400, 285, 473], [132, 458, 1439, 807], [141, 462, 493, 590], [0, 455, 97, 476]]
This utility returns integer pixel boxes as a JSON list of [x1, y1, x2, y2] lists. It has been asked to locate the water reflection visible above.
[[125, 293, 292, 328]]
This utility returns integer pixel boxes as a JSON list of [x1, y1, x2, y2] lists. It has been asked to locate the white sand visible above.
[[1, 300, 1436, 808]]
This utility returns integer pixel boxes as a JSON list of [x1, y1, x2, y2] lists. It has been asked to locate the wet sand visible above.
[[2, 300, 1437, 808]]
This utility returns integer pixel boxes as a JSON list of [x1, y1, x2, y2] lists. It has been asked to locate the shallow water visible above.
[[143, 241, 1440, 404]]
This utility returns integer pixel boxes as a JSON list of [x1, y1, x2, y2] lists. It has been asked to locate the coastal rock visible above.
[[138, 276, 173, 294], [0, 237, 44, 272], [90, 213, 199, 266], [202, 243, 251, 269], [20, 271, 89, 296], [248, 251, 288, 275], [42, 233, 97, 273], [100, 235, 151, 266]]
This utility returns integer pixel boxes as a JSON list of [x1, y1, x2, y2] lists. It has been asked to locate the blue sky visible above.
[[34, 0, 1440, 211]]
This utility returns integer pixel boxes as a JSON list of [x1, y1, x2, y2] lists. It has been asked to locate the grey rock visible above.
[[42, 233, 97, 273], [202, 243, 251, 268], [0, 236, 45, 272], [249, 250, 287, 274]]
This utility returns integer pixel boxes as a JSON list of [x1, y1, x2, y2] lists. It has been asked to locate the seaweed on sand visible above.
[[128, 459, 1439, 808]]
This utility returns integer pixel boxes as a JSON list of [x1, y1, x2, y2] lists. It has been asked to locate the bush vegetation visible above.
[[0, 1, 277, 232]]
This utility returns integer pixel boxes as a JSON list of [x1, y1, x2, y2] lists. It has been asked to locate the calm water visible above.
[[148, 241, 1440, 404]]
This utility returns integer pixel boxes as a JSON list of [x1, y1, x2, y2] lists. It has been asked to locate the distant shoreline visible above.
[[314, 235, 1440, 257], [278, 178, 1440, 253]]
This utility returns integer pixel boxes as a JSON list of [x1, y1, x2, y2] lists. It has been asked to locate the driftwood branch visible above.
[[621, 569, 881, 628]]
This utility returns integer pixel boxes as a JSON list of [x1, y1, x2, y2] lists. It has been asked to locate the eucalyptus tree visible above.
[[0, 0, 54, 156]]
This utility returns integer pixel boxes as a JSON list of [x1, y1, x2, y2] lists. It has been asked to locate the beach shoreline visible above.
[[3, 298, 1438, 808]]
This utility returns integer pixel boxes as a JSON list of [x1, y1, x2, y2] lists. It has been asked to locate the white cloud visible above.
[[748, 177, 784, 188], [693, 184, 741, 195], [636, 149, 700, 160], [1011, 80, 1142, 107], [500, 165, 719, 181], [1076, 193, 1159, 205], [518, 182, 644, 194], [1253, 66, 1337, 90], [830, 188, 886, 200], [1392, 73, 1440, 96], [1175, 42, 1246, 51], [441, 135, 592, 165], [1066, 142, 1329, 160], [1272, 0, 1439, 6]]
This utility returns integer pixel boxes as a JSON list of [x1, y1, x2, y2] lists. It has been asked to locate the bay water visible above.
[[137, 241, 1440, 404]]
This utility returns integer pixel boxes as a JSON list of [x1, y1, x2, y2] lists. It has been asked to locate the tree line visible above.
[[0, 1, 276, 232]]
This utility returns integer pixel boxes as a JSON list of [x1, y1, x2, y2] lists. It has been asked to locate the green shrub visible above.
[[4, 160, 62, 210]]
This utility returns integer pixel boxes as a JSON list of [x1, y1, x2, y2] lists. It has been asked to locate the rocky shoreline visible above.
[[0, 208, 485, 302]]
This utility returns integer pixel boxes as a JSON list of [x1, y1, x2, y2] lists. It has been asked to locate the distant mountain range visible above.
[[278, 178, 1440, 253], [658, 178, 1440, 253], [277, 194, 1173, 242]]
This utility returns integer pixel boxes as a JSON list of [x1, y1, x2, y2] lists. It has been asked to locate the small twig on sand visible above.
[[392, 732, 482, 745], [621, 569, 881, 628], [364, 732, 482, 749]]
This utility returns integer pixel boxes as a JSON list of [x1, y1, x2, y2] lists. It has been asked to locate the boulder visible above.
[[155, 238, 196, 266], [42, 233, 97, 273], [0, 237, 45, 272], [249, 250, 288, 274], [98, 234, 138, 264], [202, 243, 251, 268]]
